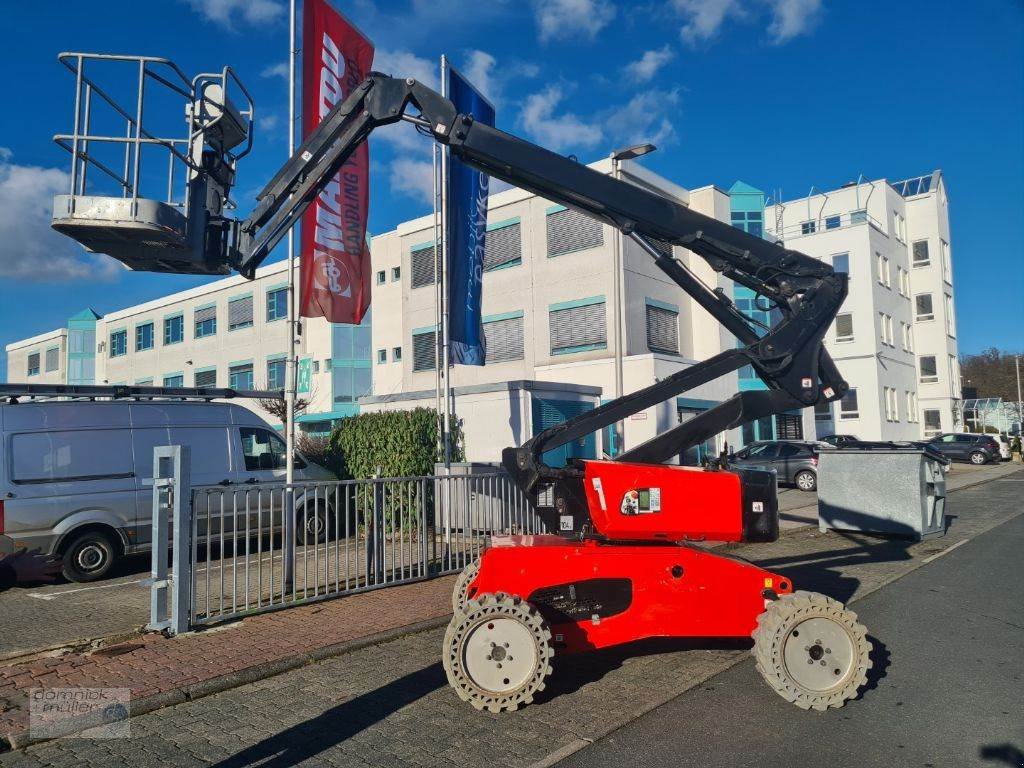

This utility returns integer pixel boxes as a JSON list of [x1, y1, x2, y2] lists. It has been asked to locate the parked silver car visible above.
[[0, 400, 334, 582]]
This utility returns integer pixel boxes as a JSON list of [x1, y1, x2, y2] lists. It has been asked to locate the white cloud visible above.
[[533, 0, 616, 43], [183, 0, 285, 27], [767, 0, 822, 43], [601, 89, 681, 147], [0, 150, 121, 283], [261, 61, 289, 80], [462, 50, 497, 102], [673, 0, 745, 44], [388, 156, 435, 206], [624, 46, 675, 83], [258, 113, 280, 132], [374, 49, 439, 89], [519, 85, 603, 154]]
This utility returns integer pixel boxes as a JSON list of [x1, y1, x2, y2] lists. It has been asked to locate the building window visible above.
[[195, 368, 217, 387], [164, 314, 184, 345], [892, 212, 906, 243], [882, 257, 891, 288], [266, 288, 288, 322], [919, 355, 938, 383], [839, 389, 859, 419], [392, 346, 402, 362], [898, 267, 909, 297], [814, 399, 832, 421], [940, 239, 951, 283], [850, 209, 867, 225], [550, 299, 607, 355], [901, 322, 913, 352], [411, 244, 439, 289], [923, 408, 941, 436], [646, 303, 679, 355], [26, 351, 40, 376], [484, 221, 523, 270], [229, 363, 254, 390], [800, 221, 816, 235], [110, 330, 127, 357], [194, 306, 217, 338], [906, 391, 918, 423], [835, 313, 854, 342], [915, 293, 934, 321], [831, 252, 849, 275], [912, 239, 929, 267], [884, 387, 899, 422], [944, 294, 955, 336], [163, 374, 184, 387], [267, 359, 286, 390], [44, 346, 60, 372], [412, 330, 437, 372], [547, 207, 603, 257], [332, 366, 372, 403], [483, 315, 525, 362], [228, 296, 253, 331], [135, 322, 154, 351], [878, 313, 893, 346], [825, 215, 840, 230], [376, 348, 387, 364], [376, 270, 386, 285], [391, 266, 401, 282]]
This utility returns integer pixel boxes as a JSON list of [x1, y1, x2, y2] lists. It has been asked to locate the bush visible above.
[[326, 407, 464, 479], [295, 432, 332, 471]]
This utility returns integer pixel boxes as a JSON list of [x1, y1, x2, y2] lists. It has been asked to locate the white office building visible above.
[[764, 170, 960, 440]]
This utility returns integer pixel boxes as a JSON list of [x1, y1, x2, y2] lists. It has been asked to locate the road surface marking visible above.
[[922, 538, 970, 564], [27, 578, 148, 600]]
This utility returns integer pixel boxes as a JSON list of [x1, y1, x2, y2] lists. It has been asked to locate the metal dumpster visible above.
[[817, 445, 948, 539]]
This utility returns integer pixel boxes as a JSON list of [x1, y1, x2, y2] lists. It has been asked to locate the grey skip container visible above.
[[817, 447, 948, 540]]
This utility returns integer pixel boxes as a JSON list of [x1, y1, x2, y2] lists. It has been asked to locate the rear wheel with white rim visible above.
[[443, 592, 553, 713], [969, 451, 987, 465], [752, 590, 871, 711]]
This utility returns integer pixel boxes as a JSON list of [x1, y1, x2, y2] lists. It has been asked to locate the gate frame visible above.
[[148, 445, 192, 634]]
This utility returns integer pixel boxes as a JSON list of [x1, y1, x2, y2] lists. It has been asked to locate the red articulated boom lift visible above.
[[55, 69, 873, 714]]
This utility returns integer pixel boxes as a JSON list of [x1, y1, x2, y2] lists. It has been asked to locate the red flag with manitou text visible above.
[[300, 0, 374, 323]]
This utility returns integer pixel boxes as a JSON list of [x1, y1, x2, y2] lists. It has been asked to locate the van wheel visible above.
[[795, 470, 817, 492], [295, 501, 331, 546], [61, 530, 118, 582]]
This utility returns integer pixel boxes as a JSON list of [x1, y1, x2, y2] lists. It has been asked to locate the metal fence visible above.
[[149, 452, 543, 633]]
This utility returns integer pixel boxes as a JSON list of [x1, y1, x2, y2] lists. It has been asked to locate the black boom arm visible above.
[[229, 73, 848, 495]]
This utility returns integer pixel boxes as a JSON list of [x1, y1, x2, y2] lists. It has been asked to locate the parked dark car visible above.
[[922, 433, 1002, 465], [729, 440, 820, 492], [818, 434, 861, 448]]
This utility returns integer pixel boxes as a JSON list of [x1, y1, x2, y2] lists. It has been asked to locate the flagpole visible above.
[[283, 0, 298, 590], [440, 54, 452, 472]]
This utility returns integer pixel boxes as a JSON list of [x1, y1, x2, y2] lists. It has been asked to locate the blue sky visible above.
[[1, 0, 1022, 382]]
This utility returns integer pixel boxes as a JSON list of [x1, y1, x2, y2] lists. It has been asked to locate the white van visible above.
[[0, 400, 335, 582]]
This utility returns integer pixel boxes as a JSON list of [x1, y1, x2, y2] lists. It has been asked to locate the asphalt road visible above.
[[562, 489, 1024, 768]]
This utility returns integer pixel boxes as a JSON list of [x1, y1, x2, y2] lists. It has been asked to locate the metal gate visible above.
[[149, 447, 542, 633]]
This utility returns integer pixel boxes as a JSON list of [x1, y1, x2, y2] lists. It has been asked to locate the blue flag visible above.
[[446, 64, 495, 366]]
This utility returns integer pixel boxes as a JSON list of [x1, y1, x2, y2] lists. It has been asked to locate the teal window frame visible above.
[[163, 373, 184, 387], [266, 287, 288, 322], [135, 322, 154, 352], [164, 314, 184, 345], [109, 329, 127, 357], [267, 357, 286, 390]]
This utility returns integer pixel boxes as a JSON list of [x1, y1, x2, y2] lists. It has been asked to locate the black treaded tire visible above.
[[451, 557, 481, 615], [794, 470, 817, 492], [61, 529, 118, 583], [295, 500, 331, 546]]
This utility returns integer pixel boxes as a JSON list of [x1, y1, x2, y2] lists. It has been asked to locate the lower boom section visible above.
[[444, 535, 872, 713]]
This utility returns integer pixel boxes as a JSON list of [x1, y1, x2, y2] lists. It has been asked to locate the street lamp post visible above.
[[609, 143, 656, 457]]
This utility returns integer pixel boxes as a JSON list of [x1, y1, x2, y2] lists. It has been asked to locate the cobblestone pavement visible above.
[[2, 468, 1020, 768]]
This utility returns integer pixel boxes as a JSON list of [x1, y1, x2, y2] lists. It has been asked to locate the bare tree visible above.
[[259, 380, 318, 430]]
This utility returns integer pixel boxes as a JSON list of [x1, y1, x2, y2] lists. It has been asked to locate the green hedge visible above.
[[326, 407, 464, 479]]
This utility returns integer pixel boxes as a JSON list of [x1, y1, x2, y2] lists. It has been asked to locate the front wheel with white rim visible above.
[[794, 470, 817, 492], [451, 557, 481, 614], [969, 451, 987, 465], [443, 592, 553, 713], [752, 590, 872, 711]]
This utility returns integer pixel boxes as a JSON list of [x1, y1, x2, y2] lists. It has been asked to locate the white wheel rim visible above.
[[461, 616, 539, 694], [971, 454, 984, 464], [798, 473, 814, 489], [782, 617, 855, 691]]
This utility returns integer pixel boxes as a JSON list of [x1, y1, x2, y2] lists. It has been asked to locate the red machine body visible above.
[[581, 460, 744, 542], [468, 535, 791, 653]]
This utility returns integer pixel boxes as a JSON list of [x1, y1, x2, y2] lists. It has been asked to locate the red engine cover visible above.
[[582, 460, 744, 542]]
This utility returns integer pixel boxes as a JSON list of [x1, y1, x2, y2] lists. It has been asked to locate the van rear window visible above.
[[11, 430, 134, 483]]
